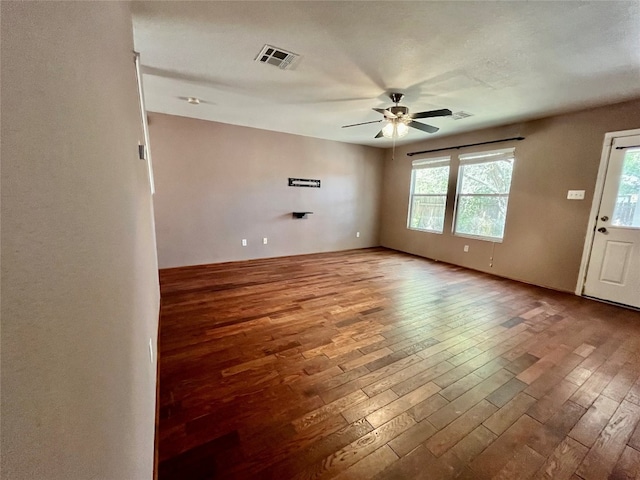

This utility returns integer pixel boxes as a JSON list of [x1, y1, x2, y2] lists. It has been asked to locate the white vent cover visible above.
[[255, 44, 298, 69], [451, 111, 474, 120]]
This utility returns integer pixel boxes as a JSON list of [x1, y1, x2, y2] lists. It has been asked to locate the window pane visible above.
[[413, 166, 449, 195], [410, 195, 446, 232], [612, 149, 640, 227], [460, 160, 513, 194], [455, 154, 515, 241], [455, 195, 508, 239]]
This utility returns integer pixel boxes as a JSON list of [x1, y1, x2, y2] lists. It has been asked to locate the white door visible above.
[[584, 134, 640, 309]]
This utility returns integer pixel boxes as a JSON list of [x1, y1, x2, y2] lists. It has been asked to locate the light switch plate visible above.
[[567, 190, 585, 200]]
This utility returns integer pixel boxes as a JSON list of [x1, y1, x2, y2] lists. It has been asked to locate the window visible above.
[[407, 157, 450, 233], [453, 148, 515, 241], [612, 148, 640, 227]]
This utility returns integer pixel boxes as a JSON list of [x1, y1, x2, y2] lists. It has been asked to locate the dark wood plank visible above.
[[532, 437, 588, 480], [568, 394, 620, 448], [428, 369, 513, 429], [493, 445, 545, 480], [372, 443, 461, 480], [471, 415, 542, 478], [291, 412, 416, 479], [483, 391, 537, 436], [576, 400, 640, 480], [545, 401, 586, 435], [609, 445, 640, 480], [332, 445, 399, 480], [486, 377, 528, 408], [388, 419, 437, 457], [366, 382, 441, 427], [425, 399, 497, 456], [407, 393, 449, 422]]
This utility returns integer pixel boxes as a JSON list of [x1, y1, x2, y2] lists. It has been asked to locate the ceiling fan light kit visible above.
[[382, 120, 409, 138], [342, 92, 452, 140]]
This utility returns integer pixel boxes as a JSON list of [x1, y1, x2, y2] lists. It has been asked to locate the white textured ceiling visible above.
[[132, 1, 640, 148]]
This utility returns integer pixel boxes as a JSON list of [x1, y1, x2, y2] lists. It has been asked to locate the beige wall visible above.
[[380, 100, 640, 292], [149, 113, 384, 268], [1, 3, 160, 479]]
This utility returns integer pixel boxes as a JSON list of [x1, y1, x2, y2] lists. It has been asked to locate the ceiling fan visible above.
[[342, 93, 452, 139]]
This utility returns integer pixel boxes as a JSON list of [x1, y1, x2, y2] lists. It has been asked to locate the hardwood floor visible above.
[[157, 247, 640, 479]]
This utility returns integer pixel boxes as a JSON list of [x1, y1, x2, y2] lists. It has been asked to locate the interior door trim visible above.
[[576, 128, 640, 296]]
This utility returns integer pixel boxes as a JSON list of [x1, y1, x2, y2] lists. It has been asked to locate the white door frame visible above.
[[576, 128, 640, 296]]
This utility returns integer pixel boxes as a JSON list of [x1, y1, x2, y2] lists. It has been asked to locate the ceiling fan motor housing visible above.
[[389, 105, 409, 117]]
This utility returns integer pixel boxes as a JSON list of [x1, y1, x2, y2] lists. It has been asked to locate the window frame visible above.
[[452, 148, 515, 242], [406, 156, 451, 234]]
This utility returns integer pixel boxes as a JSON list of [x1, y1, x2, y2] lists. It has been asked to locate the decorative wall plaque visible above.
[[288, 178, 320, 188]]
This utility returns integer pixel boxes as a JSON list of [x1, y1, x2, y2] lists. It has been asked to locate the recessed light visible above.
[[187, 97, 200, 105]]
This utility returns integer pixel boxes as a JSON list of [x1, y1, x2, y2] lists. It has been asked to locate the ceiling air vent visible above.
[[451, 111, 474, 120], [255, 44, 299, 69]]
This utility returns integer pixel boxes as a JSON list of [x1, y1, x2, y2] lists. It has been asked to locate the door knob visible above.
[[600, 216, 609, 222], [598, 227, 608, 233]]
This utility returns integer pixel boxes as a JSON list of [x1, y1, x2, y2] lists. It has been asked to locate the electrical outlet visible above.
[[464, 245, 469, 252], [567, 190, 585, 200], [263, 237, 268, 245], [241, 239, 247, 247], [356, 232, 360, 238]]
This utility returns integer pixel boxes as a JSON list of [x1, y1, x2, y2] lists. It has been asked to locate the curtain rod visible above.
[[406, 136, 525, 157]]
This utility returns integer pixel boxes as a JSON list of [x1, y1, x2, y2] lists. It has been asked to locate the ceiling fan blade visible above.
[[409, 121, 439, 134], [411, 108, 453, 119], [341, 119, 383, 129], [374, 130, 384, 138], [373, 108, 397, 119]]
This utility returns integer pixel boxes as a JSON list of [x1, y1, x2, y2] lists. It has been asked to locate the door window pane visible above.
[[612, 149, 640, 227]]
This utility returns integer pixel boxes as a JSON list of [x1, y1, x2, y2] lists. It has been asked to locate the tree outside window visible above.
[[454, 149, 515, 241], [408, 157, 450, 233]]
